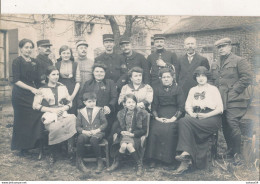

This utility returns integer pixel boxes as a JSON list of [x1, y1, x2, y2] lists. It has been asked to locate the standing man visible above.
[[212, 38, 252, 160], [95, 34, 127, 91], [36, 39, 54, 87], [119, 36, 150, 84], [75, 40, 94, 86], [178, 37, 210, 99], [147, 34, 180, 88]]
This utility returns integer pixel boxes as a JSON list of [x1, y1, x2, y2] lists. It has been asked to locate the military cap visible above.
[[119, 36, 131, 45], [76, 40, 88, 48], [154, 34, 166, 40], [214, 38, 232, 47], [37, 39, 52, 47], [103, 34, 114, 41]]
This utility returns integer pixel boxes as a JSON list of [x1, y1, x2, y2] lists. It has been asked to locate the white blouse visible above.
[[118, 83, 153, 106], [185, 83, 223, 114]]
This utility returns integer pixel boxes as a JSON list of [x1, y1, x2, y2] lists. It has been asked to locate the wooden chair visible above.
[[208, 131, 218, 165], [139, 113, 150, 162], [83, 139, 110, 168]]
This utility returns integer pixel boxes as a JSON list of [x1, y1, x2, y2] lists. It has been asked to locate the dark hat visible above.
[[37, 39, 52, 47], [103, 34, 114, 42], [154, 34, 165, 40], [214, 38, 232, 47], [76, 40, 88, 48], [192, 66, 211, 81], [119, 36, 130, 45]]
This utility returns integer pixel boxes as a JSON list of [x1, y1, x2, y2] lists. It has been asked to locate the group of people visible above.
[[11, 33, 252, 176]]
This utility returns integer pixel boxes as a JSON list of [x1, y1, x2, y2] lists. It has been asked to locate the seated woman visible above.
[[107, 94, 148, 176], [146, 68, 185, 167], [33, 66, 77, 165], [118, 67, 153, 111], [174, 66, 223, 174]]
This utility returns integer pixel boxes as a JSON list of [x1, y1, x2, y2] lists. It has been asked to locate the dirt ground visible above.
[[0, 102, 259, 181]]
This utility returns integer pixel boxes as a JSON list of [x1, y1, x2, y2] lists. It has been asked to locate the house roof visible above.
[[164, 16, 260, 35]]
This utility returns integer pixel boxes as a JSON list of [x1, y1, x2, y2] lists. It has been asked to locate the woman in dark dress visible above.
[[78, 63, 118, 138], [146, 68, 185, 167], [56, 45, 80, 115], [174, 66, 223, 174], [11, 39, 43, 154]]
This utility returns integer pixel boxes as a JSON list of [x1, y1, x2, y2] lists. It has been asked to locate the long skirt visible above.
[[59, 77, 78, 115], [45, 114, 77, 145], [146, 105, 178, 163], [11, 86, 43, 150], [176, 114, 222, 169]]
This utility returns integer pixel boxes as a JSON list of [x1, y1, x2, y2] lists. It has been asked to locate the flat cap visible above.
[[119, 36, 130, 45], [37, 39, 52, 47], [76, 40, 88, 48], [103, 34, 114, 41], [154, 34, 165, 40], [214, 38, 232, 47]]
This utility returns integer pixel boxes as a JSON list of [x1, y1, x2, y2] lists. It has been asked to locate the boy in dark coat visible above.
[[76, 92, 108, 173]]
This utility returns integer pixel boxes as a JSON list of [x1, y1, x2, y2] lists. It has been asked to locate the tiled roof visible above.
[[164, 16, 260, 35]]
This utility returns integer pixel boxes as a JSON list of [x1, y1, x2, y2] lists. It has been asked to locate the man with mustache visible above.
[[178, 37, 210, 100], [212, 38, 252, 163], [119, 36, 150, 84], [75, 40, 94, 86], [147, 34, 180, 88], [95, 34, 127, 91], [36, 39, 54, 87]]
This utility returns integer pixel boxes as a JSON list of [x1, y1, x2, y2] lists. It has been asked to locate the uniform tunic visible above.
[[120, 51, 150, 84], [95, 52, 127, 90], [147, 49, 180, 88], [146, 83, 185, 163], [11, 56, 43, 150], [177, 84, 223, 169]]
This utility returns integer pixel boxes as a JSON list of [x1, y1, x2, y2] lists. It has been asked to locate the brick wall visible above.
[[164, 28, 259, 66]]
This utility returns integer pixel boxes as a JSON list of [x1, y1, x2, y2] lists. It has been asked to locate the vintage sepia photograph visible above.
[[0, 0, 260, 182]]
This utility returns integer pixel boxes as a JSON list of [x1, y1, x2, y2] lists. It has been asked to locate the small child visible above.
[[76, 92, 108, 173], [107, 94, 148, 176]]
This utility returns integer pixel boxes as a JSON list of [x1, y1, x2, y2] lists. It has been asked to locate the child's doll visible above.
[[107, 94, 148, 176], [76, 92, 108, 173]]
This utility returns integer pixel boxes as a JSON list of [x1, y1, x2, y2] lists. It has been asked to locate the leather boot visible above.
[[96, 157, 104, 173], [76, 155, 88, 173], [131, 151, 143, 176], [107, 153, 122, 172]]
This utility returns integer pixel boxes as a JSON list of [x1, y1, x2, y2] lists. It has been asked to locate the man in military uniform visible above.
[[147, 34, 180, 88], [36, 39, 54, 87], [95, 34, 126, 90], [211, 38, 252, 160], [178, 37, 210, 99], [119, 36, 150, 84]]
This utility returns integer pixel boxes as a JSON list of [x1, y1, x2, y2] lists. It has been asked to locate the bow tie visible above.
[[194, 91, 205, 100]]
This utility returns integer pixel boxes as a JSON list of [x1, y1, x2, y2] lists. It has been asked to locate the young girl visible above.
[[107, 94, 148, 176]]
